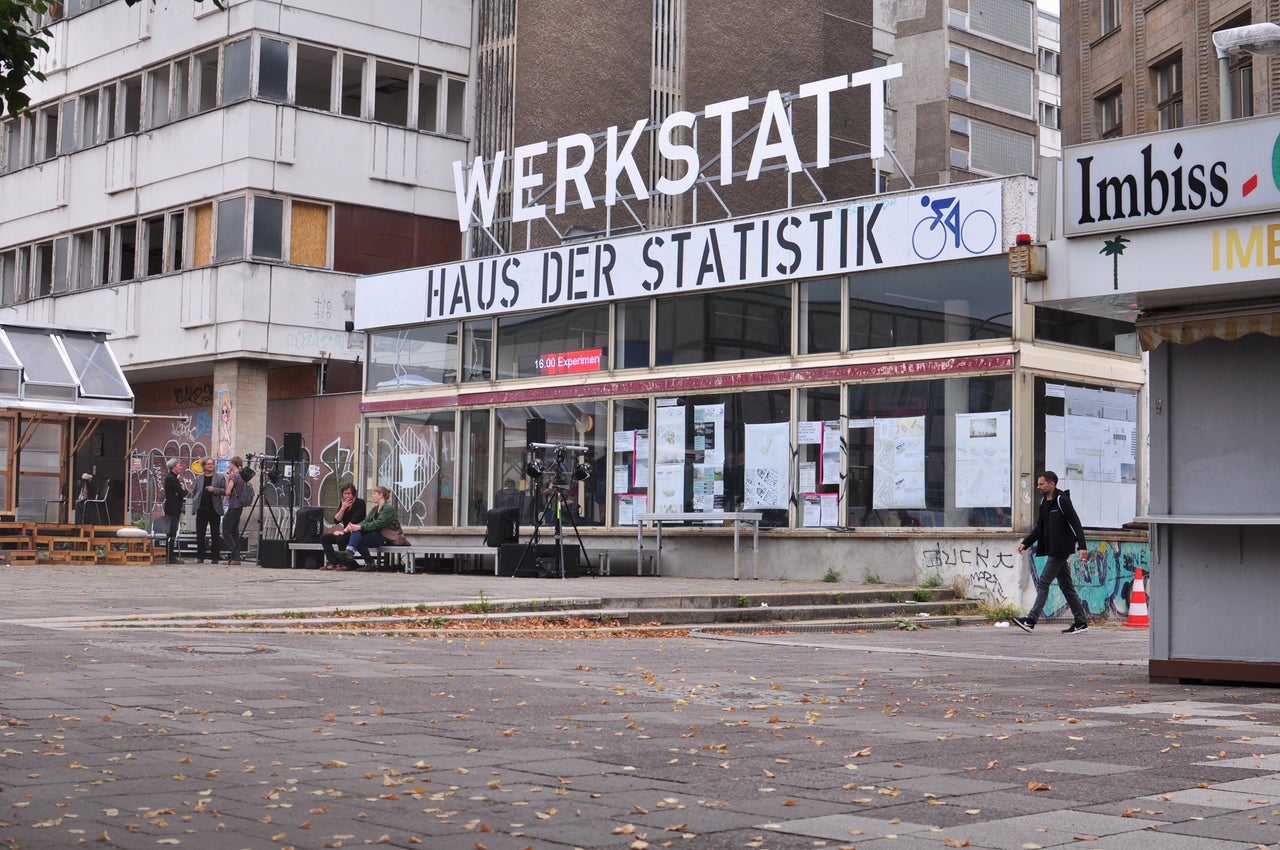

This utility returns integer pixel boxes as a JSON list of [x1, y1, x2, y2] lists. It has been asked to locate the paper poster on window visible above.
[[802, 493, 822, 527], [797, 421, 822, 444], [820, 419, 842, 485], [614, 430, 635, 454], [614, 464, 631, 492], [820, 493, 838, 526], [1046, 384, 1138, 529], [744, 421, 790, 510], [617, 493, 647, 525], [693, 404, 725, 465], [653, 463, 685, 513], [799, 462, 817, 493], [655, 406, 685, 464], [632, 457, 649, 489], [692, 463, 723, 512], [872, 416, 926, 509], [954, 410, 1011, 508], [635, 429, 650, 460]]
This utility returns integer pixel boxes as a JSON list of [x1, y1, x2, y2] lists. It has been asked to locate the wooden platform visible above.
[[0, 522, 153, 565]]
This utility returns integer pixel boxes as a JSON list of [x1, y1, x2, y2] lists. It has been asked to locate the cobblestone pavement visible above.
[[2, 563, 1278, 850]]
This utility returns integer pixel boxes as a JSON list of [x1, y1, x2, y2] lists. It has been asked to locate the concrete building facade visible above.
[[0, 0, 470, 529]]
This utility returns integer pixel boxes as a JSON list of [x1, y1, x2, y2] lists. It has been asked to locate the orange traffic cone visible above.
[[1124, 567, 1150, 628]]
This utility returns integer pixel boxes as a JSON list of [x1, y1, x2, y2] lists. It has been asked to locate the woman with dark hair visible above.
[[221, 456, 247, 565], [338, 485, 401, 572], [320, 484, 366, 571]]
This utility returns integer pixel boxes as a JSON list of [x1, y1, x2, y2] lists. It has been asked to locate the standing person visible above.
[[339, 485, 401, 572], [320, 484, 366, 571], [222, 456, 246, 565], [162, 458, 187, 564], [1014, 471, 1090, 634], [191, 457, 226, 564]]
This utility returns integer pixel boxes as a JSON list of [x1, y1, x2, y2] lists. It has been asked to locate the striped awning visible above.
[[1137, 305, 1280, 350]]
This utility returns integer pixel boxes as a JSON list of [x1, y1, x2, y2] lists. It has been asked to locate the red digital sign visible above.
[[535, 348, 604, 375]]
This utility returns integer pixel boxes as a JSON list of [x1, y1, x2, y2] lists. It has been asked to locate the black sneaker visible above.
[[1012, 617, 1035, 633], [1062, 622, 1089, 634]]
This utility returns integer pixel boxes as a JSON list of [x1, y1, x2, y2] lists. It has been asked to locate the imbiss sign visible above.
[[357, 66, 1006, 330]]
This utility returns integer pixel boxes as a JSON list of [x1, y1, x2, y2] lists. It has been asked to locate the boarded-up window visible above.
[[290, 202, 329, 267], [192, 203, 213, 267]]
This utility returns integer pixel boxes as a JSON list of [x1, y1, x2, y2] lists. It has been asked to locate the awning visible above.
[[0, 322, 134, 415], [1136, 304, 1280, 350]]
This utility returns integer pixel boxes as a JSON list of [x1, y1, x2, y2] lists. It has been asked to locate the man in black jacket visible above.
[[1013, 470, 1090, 634]]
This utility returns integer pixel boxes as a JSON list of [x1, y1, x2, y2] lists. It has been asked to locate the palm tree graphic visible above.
[[1100, 235, 1130, 290]]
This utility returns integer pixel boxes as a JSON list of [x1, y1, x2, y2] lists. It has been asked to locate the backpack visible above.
[[241, 480, 255, 506]]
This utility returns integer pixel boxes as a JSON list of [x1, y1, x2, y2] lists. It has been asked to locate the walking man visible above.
[[1014, 471, 1090, 634]]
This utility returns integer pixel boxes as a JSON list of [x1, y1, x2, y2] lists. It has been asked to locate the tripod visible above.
[[516, 485, 594, 578]]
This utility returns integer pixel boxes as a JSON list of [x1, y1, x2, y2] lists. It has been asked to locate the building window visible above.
[[120, 75, 142, 134], [296, 44, 335, 111], [614, 301, 650, 370], [847, 376, 1014, 529], [114, 222, 137, 282], [1230, 55, 1253, 118], [71, 231, 95, 290], [288, 201, 330, 267], [257, 38, 290, 102], [369, 326, 460, 389], [222, 38, 252, 104], [800, 277, 842, 355], [1099, 0, 1120, 35], [146, 65, 171, 130], [214, 197, 246, 262], [1098, 89, 1122, 137], [1153, 56, 1183, 129], [251, 195, 285, 260], [1038, 47, 1060, 74], [656, 285, 791, 365], [373, 61, 412, 126], [851, 257, 1011, 350], [341, 54, 365, 117], [193, 48, 219, 113], [970, 120, 1036, 175], [57, 99, 76, 155], [78, 90, 100, 150], [417, 71, 441, 132], [0, 250, 18, 304], [968, 51, 1035, 116], [1039, 101, 1061, 129], [142, 215, 166, 276], [38, 105, 58, 162], [968, 0, 1033, 49], [445, 78, 466, 136], [497, 306, 610, 379]]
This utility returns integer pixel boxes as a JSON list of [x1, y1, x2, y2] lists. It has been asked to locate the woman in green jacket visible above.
[[339, 485, 402, 572]]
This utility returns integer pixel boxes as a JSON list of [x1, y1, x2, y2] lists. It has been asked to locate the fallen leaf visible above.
[[1027, 781, 1051, 792]]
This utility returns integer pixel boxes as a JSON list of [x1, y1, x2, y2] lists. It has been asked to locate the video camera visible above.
[[524, 441, 592, 490]]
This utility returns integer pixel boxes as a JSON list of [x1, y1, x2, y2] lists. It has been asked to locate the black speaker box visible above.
[[293, 507, 326, 542], [257, 538, 291, 569], [526, 417, 546, 446], [498, 543, 581, 578], [485, 508, 519, 547], [282, 432, 303, 462]]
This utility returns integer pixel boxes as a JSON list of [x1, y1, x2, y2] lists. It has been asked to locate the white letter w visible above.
[[453, 152, 506, 232]]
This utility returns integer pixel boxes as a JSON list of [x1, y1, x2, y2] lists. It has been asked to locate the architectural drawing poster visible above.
[[954, 410, 1011, 508], [820, 419, 842, 485], [654, 406, 686, 464], [653, 463, 685, 513], [744, 421, 789, 510], [872, 416, 926, 509], [693, 404, 725, 465]]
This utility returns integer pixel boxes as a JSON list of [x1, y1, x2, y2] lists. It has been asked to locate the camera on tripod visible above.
[[524, 441, 592, 490]]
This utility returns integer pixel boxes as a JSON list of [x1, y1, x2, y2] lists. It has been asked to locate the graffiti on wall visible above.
[[916, 538, 1150, 616]]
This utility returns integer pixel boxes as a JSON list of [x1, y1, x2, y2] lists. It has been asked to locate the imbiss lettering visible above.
[[1075, 142, 1228, 226]]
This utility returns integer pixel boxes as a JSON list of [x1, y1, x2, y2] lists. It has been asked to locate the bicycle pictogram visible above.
[[911, 194, 998, 260]]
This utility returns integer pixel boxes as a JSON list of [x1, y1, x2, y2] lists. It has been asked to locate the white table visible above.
[[635, 512, 764, 579]]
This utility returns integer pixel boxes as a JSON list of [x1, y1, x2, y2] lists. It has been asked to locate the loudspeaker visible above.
[[526, 417, 546, 447], [293, 507, 325, 543], [282, 432, 303, 462], [258, 538, 291, 569], [485, 508, 519, 547], [499, 542, 580, 577]]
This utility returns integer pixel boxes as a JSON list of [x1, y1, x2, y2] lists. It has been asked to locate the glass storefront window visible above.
[[656, 283, 791, 365], [800, 277, 841, 355], [496, 306, 609, 380], [847, 375, 1013, 528], [611, 398, 649, 525], [364, 411, 456, 527], [641, 390, 790, 528], [849, 256, 1011, 350], [1033, 377, 1138, 529], [461, 409, 490, 525], [1035, 306, 1139, 354], [368, 325, 459, 391], [494, 402, 606, 527], [461, 319, 492, 382], [799, 386, 842, 519], [614, 300, 650, 369]]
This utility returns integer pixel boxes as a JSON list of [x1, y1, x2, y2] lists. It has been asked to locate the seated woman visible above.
[[320, 484, 367, 571], [338, 485, 401, 572]]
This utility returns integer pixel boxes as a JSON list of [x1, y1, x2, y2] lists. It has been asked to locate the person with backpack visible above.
[[222, 456, 248, 565], [1013, 470, 1090, 634]]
